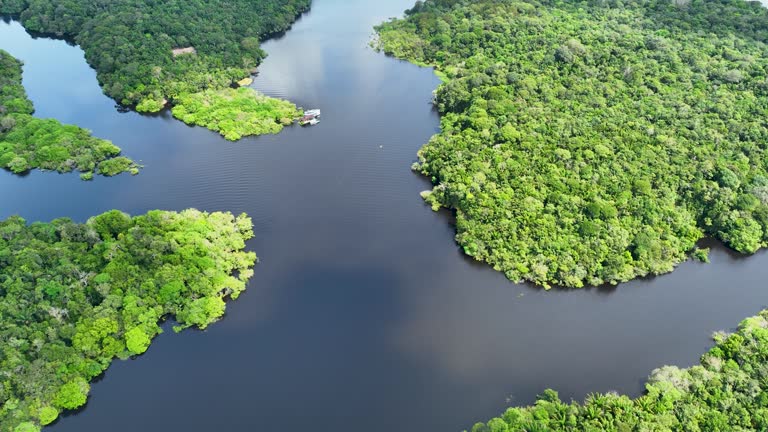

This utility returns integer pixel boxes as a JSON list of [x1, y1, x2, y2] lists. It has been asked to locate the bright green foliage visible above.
[[124, 327, 151, 355], [12, 423, 38, 432], [0, 50, 139, 177], [467, 309, 768, 431], [692, 247, 710, 263], [135, 98, 166, 114], [96, 156, 138, 177], [172, 87, 301, 140], [0, 0, 310, 111], [0, 116, 139, 176], [35, 408, 56, 426], [0, 209, 257, 431], [53, 379, 89, 410], [377, 0, 768, 287]]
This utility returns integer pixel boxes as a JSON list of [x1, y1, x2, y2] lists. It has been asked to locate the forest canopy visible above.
[[0, 209, 257, 432], [0, 0, 311, 113], [0, 49, 138, 178], [172, 87, 302, 141], [377, 0, 768, 288], [465, 309, 768, 431]]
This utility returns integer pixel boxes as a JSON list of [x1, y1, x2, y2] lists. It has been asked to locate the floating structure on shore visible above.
[[299, 109, 321, 126]]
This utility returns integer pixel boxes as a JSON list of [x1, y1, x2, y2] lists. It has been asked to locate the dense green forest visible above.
[[376, 0, 768, 288], [0, 209, 257, 432], [0, 49, 138, 178], [466, 309, 768, 431], [172, 87, 301, 141], [0, 0, 310, 113]]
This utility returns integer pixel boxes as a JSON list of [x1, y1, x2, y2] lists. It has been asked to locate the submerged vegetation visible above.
[[172, 88, 301, 141], [377, 0, 768, 288], [0, 209, 257, 432], [0, 0, 310, 114], [0, 50, 138, 178], [467, 309, 768, 431]]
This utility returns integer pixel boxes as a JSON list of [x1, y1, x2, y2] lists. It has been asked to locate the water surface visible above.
[[1, 1, 767, 431]]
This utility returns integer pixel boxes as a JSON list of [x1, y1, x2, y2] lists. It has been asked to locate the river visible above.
[[1, 1, 767, 431]]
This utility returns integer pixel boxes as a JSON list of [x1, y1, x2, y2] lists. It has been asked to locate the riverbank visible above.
[[0, 210, 257, 432], [171, 88, 302, 140], [1, 0, 312, 139], [469, 308, 768, 431], [0, 49, 139, 178], [3, 3, 768, 432], [376, 0, 768, 288]]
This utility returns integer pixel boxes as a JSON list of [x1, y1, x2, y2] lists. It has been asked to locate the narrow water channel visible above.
[[1, 1, 767, 431]]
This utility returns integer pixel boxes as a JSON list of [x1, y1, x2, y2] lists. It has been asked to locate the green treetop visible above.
[[0, 209, 257, 431], [467, 309, 768, 431], [377, 0, 768, 287], [0, 50, 139, 178], [0, 0, 311, 113]]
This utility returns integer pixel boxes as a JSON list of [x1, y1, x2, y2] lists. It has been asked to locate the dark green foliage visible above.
[[0, 209, 257, 431], [0, 50, 139, 177], [96, 156, 139, 177], [0, 50, 33, 117], [0, 0, 311, 111], [377, 0, 768, 287], [467, 310, 768, 431]]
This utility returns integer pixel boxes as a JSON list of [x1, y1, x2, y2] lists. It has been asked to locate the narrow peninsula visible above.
[[377, 0, 768, 288], [0, 50, 138, 178], [172, 88, 301, 141], [0, 209, 257, 432], [0, 0, 311, 139]]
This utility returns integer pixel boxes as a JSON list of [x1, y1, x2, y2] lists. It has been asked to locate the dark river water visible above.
[[1, 1, 767, 431]]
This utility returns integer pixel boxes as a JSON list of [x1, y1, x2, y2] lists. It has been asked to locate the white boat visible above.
[[304, 109, 321, 117], [307, 118, 320, 126]]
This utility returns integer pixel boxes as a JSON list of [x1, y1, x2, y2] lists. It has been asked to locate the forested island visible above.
[[0, 209, 257, 432], [0, 0, 309, 138], [467, 309, 768, 431], [377, 0, 768, 288], [0, 50, 138, 178]]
